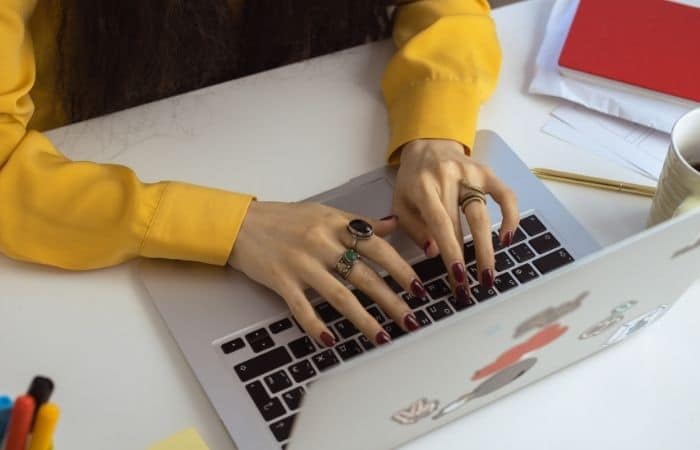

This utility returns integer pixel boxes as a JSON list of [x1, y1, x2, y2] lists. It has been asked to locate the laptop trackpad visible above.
[[323, 177, 394, 219]]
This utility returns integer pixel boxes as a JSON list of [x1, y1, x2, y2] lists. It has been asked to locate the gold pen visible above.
[[530, 168, 657, 198]]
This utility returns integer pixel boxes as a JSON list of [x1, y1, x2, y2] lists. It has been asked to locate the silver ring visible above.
[[335, 249, 360, 280]]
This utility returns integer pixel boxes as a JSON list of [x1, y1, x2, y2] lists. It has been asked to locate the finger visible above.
[[419, 188, 467, 290], [485, 175, 519, 246], [303, 263, 392, 345], [442, 179, 467, 285], [462, 199, 495, 289], [393, 203, 438, 257], [343, 250, 422, 332], [276, 278, 337, 348]]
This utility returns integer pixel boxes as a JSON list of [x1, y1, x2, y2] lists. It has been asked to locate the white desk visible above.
[[2, 1, 699, 449]]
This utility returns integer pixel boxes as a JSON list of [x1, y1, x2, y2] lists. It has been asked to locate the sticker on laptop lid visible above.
[[604, 305, 669, 347], [579, 300, 638, 340], [513, 291, 588, 339], [390, 398, 440, 425]]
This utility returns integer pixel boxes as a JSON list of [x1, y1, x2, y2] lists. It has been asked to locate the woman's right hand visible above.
[[228, 201, 428, 347]]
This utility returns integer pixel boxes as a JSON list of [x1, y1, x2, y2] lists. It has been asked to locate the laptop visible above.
[[139, 130, 700, 450]]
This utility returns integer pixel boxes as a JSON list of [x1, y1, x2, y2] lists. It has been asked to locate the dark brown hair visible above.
[[56, 0, 391, 123]]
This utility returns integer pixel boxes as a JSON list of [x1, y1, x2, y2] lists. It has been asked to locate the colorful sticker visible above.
[[432, 358, 538, 421], [672, 234, 700, 259], [579, 300, 637, 340], [391, 398, 440, 425], [513, 291, 588, 339], [604, 305, 669, 347]]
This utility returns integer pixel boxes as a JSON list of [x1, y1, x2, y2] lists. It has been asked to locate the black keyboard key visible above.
[[282, 386, 305, 411], [353, 289, 373, 307], [414, 309, 433, 327], [425, 278, 451, 300], [383, 322, 407, 339], [513, 263, 539, 284], [221, 337, 245, 354], [467, 264, 479, 282], [426, 301, 454, 321], [529, 232, 560, 254], [383, 276, 403, 293], [312, 350, 340, 372], [533, 249, 574, 274], [494, 272, 518, 293], [315, 302, 341, 323], [448, 294, 476, 311], [245, 328, 275, 353], [491, 232, 504, 251], [513, 227, 527, 244], [245, 381, 285, 421], [412, 257, 447, 282], [357, 335, 375, 351], [464, 241, 476, 262], [520, 215, 546, 236], [288, 360, 316, 383], [264, 370, 293, 394], [366, 306, 386, 324], [335, 340, 364, 361], [235, 347, 293, 382], [471, 284, 497, 302], [402, 292, 430, 309], [270, 318, 293, 334], [494, 252, 515, 272], [509, 243, 535, 263], [335, 319, 360, 339], [270, 415, 296, 442], [288, 336, 316, 359]]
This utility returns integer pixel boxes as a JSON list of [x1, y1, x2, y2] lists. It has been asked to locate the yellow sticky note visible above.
[[147, 428, 211, 450]]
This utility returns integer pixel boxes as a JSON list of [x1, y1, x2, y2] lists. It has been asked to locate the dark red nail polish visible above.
[[423, 241, 431, 256], [482, 269, 495, 289], [375, 330, 392, 345], [320, 331, 336, 347], [502, 231, 514, 247], [404, 313, 421, 331], [455, 285, 471, 307], [452, 262, 466, 284], [410, 279, 427, 299], [381, 214, 397, 221]]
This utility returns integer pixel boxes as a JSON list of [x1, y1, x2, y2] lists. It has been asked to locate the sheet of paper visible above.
[[528, 0, 698, 134], [147, 428, 211, 450]]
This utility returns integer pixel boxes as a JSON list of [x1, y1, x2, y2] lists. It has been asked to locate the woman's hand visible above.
[[393, 139, 519, 305], [228, 201, 428, 347]]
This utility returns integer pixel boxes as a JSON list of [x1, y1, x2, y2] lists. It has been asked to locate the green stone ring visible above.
[[335, 249, 360, 279]]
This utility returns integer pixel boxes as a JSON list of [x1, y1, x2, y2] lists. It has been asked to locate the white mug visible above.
[[648, 108, 700, 227]]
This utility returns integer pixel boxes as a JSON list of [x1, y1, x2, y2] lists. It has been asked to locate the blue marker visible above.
[[0, 394, 13, 443]]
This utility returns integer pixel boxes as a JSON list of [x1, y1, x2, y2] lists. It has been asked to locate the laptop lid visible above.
[[289, 208, 700, 450]]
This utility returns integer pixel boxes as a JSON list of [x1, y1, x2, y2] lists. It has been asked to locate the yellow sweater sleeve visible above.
[[383, 0, 502, 164], [0, 0, 253, 270]]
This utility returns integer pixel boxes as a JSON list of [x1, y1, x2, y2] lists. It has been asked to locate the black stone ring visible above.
[[347, 219, 374, 250]]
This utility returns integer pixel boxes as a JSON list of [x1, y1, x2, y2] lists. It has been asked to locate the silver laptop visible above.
[[139, 130, 700, 450]]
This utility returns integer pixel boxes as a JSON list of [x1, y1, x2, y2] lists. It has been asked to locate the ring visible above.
[[347, 219, 374, 250], [459, 192, 487, 210], [459, 181, 486, 196], [335, 249, 360, 279]]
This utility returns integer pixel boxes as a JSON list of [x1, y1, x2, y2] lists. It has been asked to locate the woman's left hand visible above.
[[392, 138, 520, 306]]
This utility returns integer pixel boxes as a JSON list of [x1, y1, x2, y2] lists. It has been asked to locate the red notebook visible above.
[[559, 0, 700, 104]]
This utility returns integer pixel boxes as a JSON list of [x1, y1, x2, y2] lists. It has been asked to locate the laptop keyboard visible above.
[[216, 214, 575, 448]]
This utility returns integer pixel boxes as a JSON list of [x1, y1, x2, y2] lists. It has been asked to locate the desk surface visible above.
[[2, 1, 699, 449]]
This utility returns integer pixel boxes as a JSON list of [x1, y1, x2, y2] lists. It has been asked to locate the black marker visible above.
[[27, 376, 54, 424]]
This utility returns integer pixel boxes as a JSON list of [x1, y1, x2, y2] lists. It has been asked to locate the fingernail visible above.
[[320, 331, 336, 347], [375, 330, 392, 345], [482, 269, 494, 289], [502, 231, 514, 247], [423, 241, 431, 256], [451, 262, 466, 284], [381, 214, 397, 221], [455, 285, 471, 307], [404, 313, 421, 331], [410, 279, 427, 299]]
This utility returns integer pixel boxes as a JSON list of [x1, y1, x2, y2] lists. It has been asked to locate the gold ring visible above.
[[459, 192, 487, 210], [460, 181, 486, 196]]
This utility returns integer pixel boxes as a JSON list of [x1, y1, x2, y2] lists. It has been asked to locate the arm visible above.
[[383, 0, 502, 164], [0, 0, 253, 270]]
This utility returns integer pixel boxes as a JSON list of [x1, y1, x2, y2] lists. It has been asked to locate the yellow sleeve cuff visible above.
[[140, 181, 254, 266], [385, 80, 480, 165]]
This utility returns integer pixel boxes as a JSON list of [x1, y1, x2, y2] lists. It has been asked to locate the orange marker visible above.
[[4, 395, 36, 450]]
